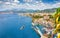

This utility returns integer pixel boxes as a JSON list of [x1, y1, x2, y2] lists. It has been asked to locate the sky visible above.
[[0, 0, 60, 11]]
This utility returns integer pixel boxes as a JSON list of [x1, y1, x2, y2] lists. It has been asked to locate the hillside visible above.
[[0, 8, 57, 13]]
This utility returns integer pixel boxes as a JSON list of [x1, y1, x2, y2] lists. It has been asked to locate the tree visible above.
[[52, 8, 60, 23]]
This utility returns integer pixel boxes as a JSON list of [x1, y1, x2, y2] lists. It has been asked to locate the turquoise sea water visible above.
[[0, 14, 39, 38]]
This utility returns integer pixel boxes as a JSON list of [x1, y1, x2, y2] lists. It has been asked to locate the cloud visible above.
[[0, 0, 60, 11], [0, 1, 2, 3], [23, 0, 33, 2], [14, 0, 20, 3], [53, 2, 60, 7]]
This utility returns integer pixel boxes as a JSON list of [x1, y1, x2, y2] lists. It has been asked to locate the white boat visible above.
[[20, 25, 25, 30]]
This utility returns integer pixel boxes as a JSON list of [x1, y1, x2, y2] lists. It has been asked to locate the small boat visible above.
[[20, 25, 25, 30]]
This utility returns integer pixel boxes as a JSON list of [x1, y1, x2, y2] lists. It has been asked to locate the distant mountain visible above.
[[39, 8, 56, 13], [0, 8, 57, 13]]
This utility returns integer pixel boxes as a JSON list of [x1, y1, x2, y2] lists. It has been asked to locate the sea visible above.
[[0, 14, 39, 38]]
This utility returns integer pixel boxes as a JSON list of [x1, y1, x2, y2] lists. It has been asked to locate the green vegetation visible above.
[[53, 7, 60, 18], [52, 7, 60, 25], [56, 7, 60, 13]]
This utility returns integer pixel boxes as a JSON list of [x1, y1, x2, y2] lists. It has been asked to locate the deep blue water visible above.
[[0, 14, 39, 38]]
